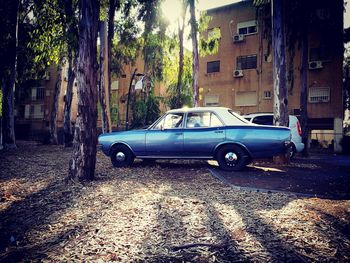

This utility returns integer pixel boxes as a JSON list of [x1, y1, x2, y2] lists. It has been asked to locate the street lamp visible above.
[[125, 69, 144, 130]]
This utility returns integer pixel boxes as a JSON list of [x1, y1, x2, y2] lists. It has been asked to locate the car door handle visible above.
[[175, 132, 183, 135], [215, 130, 223, 133]]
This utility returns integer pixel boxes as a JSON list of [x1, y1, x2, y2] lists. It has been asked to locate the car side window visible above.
[[186, 112, 223, 128], [154, 113, 184, 129], [186, 112, 209, 128], [210, 113, 224, 127], [252, 115, 273, 125]]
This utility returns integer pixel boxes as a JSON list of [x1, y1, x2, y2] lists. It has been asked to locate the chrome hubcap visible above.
[[116, 152, 126, 161], [225, 152, 238, 165]]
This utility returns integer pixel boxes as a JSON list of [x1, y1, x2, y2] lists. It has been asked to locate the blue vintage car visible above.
[[98, 107, 291, 171]]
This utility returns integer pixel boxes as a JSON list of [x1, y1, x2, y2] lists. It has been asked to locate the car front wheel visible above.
[[110, 145, 134, 167], [217, 145, 247, 171]]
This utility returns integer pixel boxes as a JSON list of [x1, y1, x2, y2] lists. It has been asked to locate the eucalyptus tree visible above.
[[62, 0, 79, 147], [107, 0, 120, 105], [174, 0, 187, 109], [253, 0, 289, 163], [99, 2, 112, 134], [0, 0, 19, 149], [137, 0, 168, 98], [188, 0, 199, 107], [68, 0, 100, 181]]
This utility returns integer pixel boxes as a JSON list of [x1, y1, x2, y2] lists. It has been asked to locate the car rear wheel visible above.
[[110, 145, 134, 167], [217, 145, 248, 171]]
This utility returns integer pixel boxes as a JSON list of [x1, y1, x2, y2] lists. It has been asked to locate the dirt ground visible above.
[[0, 142, 350, 262]]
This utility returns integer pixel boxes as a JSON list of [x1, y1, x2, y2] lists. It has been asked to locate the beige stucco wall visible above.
[[199, 1, 343, 121]]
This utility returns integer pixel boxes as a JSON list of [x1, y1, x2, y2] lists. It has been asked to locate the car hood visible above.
[[99, 129, 146, 140]]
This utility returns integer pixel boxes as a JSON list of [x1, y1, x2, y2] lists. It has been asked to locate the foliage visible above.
[[131, 94, 161, 128], [137, 0, 169, 80], [27, 0, 66, 66], [111, 8, 141, 77], [141, 33, 167, 80], [132, 99, 147, 128], [145, 93, 160, 124], [162, 36, 193, 109], [199, 13, 221, 57]]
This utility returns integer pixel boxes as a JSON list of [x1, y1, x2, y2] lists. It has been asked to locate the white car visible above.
[[242, 113, 304, 158]]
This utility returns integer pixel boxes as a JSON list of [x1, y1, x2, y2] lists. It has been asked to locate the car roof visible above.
[[242, 112, 297, 119], [167, 107, 231, 114]]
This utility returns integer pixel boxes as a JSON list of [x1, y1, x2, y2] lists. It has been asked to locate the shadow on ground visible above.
[[207, 154, 350, 200]]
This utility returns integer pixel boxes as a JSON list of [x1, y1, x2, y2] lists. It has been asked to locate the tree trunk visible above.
[[68, 0, 99, 182], [0, 116, 2, 150], [1, 0, 19, 150], [176, 14, 185, 109], [271, 0, 289, 164], [50, 59, 63, 145], [99, 20, 111, 133], [63, 54, 75, 147], [107, 0, 118, 111], [189, 0, 199, 107], [300, 30, 309, 156]]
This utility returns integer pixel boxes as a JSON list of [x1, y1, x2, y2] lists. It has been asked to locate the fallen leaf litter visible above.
[[0, 142, 349, 262]]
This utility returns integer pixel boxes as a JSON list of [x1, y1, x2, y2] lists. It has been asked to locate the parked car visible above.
[[242, 113, 304, 158], [98, 107, 291, 171]]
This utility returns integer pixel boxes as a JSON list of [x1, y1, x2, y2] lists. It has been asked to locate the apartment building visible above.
[[199, 1, 344, 152], [14, 64, 78, 142], [14, 56, 166, 142]]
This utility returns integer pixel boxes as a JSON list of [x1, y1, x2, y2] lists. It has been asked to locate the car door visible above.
[[183, 111, 225, 157], [145, 112, 184, 156]]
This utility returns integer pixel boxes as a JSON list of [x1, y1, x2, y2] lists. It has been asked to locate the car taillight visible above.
[[297, 121, 302, 136]]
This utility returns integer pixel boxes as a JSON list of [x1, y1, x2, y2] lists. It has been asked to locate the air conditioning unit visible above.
[[309, 61, 323, 70], [233, 34, 244, 43], [233, 69, 243, 78]]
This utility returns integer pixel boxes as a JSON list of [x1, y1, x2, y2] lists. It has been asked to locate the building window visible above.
[[263, 90, 272, 99], [204, 95, 219, 106], [237, 20, 257, 35], [235, 91, 257, 106], [309, 87, 330, 103], [207, 61, 220, 73], [31, 87, 45, 100], [32, 104, 44, 119], [236, 55, 257, 70], [111, 80, 119, 90], [36, 88, 45, 100], [309, 46, 330, 62]]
